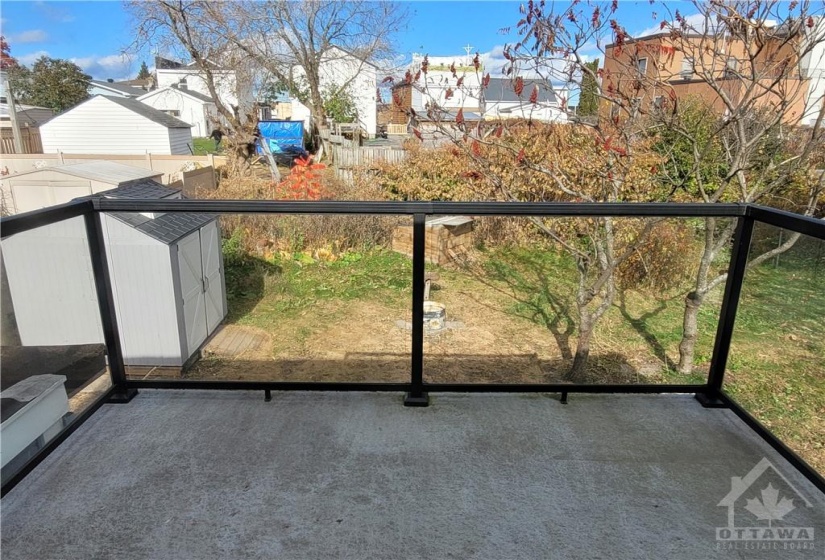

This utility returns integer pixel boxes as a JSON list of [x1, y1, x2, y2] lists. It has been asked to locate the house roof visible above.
[[485, 78, 557, 104], [90, 80, 145, 98], [98, 96, 193, 128], [139, 84, 215, 104], [7, 161, 162, 183]]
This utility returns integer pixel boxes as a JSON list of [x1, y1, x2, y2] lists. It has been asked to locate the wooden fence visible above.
[[1, 128, 43, 155], [387, 124, 408, 135], [331, 145, 408, 184]]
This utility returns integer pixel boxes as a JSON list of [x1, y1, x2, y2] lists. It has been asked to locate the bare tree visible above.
[[204, 0, 407, 153], [392, 2, 670, 380], [631, 1, 825, 374], [127, 0, 260, 172]]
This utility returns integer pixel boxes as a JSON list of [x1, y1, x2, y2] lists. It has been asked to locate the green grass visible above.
[[219, 240, 823, 470], [224, 248, 412, 328], [193, 137, 223, 156]]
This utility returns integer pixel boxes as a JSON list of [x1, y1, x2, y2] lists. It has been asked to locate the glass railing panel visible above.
[[725, 222, 824, 472], [421, 215, 733, 385]]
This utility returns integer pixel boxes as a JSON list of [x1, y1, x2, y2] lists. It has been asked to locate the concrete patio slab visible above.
[[2, 391, 823, 559]]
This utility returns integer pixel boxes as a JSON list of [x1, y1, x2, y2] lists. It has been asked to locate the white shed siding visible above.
[[168, 127, 194, 155], [156, 69, 247, 114], [40, 96, 174, 155], [1, 217, 104, 346], [139, 88, 213, 137], [103, 215, 183, 366]]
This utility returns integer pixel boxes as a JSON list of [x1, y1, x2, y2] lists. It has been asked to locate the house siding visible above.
[[40, 96, 175, 154], [168, 127, 194, 155], [139, 88, 214, 137]]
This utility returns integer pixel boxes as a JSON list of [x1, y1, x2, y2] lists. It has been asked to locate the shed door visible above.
[[178, 231, 208, 356], [199, 221, 224, 333]]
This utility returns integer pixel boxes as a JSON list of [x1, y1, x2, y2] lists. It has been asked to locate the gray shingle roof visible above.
[[101, 180, 214, 244], [102, 179, 181, 199], [485, 78, 557, 104], [90, 80, 146, 97], [111, 212, 215, 244], [101, 96, 193, 128]]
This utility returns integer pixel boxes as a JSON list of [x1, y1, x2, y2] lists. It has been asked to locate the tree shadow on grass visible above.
[[452, 249, 577, 360], [615, 290, 678, 371], [224, 257, 281, 323]]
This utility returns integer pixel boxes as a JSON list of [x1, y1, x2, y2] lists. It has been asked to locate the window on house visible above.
[[179, 78, 188, 90], [680, 58, 694, 79], [637, 58, 648, 76]]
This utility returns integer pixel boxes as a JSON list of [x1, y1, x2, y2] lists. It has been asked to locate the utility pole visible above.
[[3, 76, 24, 153]]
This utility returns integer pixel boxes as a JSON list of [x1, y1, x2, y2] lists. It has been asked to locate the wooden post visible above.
[[4, 78, 24, 154]]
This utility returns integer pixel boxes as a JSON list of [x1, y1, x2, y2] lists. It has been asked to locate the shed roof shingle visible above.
[[485, 78, 558, 104]]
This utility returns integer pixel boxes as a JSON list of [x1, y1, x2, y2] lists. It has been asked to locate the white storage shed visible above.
[[1, 181, 226, 367], [39, 95, 194, 155], [0, 161, 163, 215]]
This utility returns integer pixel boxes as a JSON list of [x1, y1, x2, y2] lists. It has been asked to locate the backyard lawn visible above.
[[188, 237, 824, 471]]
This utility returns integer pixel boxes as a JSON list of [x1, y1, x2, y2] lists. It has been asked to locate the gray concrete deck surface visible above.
[[2, 391, 823, 559]]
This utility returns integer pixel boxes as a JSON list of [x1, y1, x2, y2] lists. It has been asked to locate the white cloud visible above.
[[33, 1, 75, 23], [71, 54, 135, 81], [8, 30, 48, 44], [17, 50, 50, 66]]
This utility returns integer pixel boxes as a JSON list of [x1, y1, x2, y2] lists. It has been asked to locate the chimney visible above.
[[107, 78, 114, 83]]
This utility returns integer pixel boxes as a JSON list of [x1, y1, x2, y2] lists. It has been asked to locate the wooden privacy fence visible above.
[[1, 128, 43, 155], [332, 145, 408, 184]]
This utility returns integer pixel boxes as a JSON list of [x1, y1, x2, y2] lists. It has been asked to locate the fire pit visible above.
[[423, 301, 447, 334]]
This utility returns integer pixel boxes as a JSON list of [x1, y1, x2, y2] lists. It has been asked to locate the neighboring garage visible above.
[[0, 161, 163, 215], [39, 95, 194, 155]]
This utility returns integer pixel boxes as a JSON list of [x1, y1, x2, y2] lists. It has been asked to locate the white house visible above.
[[40, 95, 194, 155], [800, 16, 825, 127], [291, 46, 379, 136], [155, 56, 253, 119], [138, 84, 218, 137], [483, 78, 568, 123], [89, 80, 146, 99], [408, 52, 484, 113]]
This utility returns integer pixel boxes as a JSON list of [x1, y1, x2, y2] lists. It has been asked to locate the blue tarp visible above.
[[256, 120, 304, 155]]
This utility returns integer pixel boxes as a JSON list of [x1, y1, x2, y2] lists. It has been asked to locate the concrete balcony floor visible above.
[[2, 391, 823, 559]]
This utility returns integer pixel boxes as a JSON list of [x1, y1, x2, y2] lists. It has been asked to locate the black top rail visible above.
[[747, 204, 825, 240], [92, 199, 747, 217], [0, 199, 93, 239]]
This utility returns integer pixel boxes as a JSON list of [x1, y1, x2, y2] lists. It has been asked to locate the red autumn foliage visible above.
[[455, 108, 465, 125], [514, 76, 524, 96], [456, 76, 464, 87], [445, 87, 454, 99], [482, 73, 491, 88], [413, 128, 423, 141], [473, 52, 480, 71], [421, 55, 429, 73], [529, 85, 538, 104], [277, 156, 326, 200]]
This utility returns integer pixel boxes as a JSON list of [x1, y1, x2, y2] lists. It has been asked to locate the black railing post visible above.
[[404, 213, 429, 407], [84, 211, 137, 403], [697, 215, 754, 407]]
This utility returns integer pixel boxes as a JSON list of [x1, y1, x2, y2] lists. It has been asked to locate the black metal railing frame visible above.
[[1, 200, 823, 495]]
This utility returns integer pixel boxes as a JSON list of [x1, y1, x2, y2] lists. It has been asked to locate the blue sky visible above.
[[0, 1, 692, 81]]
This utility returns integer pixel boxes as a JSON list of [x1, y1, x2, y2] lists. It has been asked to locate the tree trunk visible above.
[[566, 310, 594, 381], [677, 290, 705, 374]]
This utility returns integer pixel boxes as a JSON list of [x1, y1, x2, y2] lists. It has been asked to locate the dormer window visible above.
[[179, 78, 188, 90]]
